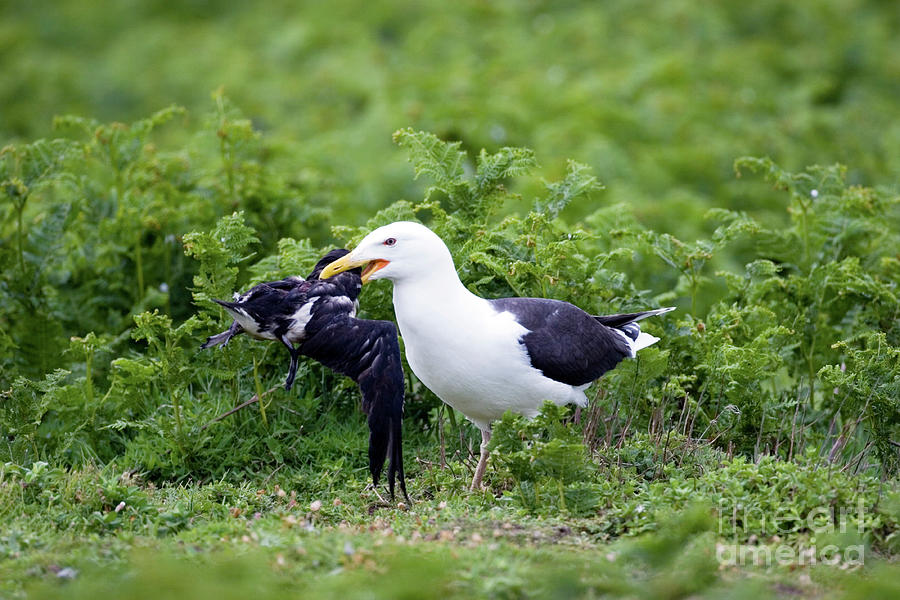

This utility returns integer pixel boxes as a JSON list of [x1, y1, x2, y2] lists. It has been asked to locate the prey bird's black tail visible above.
[[212, 298, 239, 311]]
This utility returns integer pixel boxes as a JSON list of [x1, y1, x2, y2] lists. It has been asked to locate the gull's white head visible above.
[[320, 221, 456, 284]]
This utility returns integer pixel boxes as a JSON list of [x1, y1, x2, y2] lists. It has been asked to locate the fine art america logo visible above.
[[716, 498, 866, 568]]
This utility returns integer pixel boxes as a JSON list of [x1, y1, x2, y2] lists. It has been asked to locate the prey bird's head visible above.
[[308, 248, 359, 280], [319, 221, 455, 284]]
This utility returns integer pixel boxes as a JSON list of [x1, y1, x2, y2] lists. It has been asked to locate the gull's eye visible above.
[[384, 237, 397, 247]]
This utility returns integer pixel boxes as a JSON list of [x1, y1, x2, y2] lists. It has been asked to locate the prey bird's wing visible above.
[[220, 280, 311, 322], [259, 276, 305, 291], [299, 316, 407, 501]]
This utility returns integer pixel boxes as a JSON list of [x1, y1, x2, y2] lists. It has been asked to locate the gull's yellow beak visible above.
[[320, 254, 390, 284]]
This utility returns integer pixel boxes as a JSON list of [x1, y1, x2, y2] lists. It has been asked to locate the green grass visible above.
[[3, 406, 898, 598], [2, 434, 898, 599]]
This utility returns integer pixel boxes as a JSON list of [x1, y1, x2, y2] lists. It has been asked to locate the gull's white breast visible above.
[[393, 283, 583, 430]]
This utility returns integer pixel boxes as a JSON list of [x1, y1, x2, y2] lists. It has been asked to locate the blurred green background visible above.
[[4, 0, 899, 235]]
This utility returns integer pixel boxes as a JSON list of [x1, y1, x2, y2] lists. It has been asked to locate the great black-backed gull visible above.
[[321, 222, 673, 490], [203, 249, 407, 500]]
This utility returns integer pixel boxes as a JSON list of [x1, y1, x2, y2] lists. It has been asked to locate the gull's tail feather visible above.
[[632, 331, 661, 352], [597, 307, 675, 358]]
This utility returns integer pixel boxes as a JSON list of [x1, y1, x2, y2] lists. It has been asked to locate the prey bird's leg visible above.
[[470, 428, 492, 491], [200, 322, 243, 349], [284, 351, 299, 390], [280, 337, 300, 391]]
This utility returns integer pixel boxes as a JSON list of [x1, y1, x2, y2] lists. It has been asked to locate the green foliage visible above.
[[491, 403, 597, 515], [119, 310, 204, 453], [182, 210, 259, 306], [4, 1, 900, 233], [393, 128, 539, 223], [1, 138, 80, 378], [486, 405, 897, 555], [0, 95, 341, 392], [820, 333, 900, 473], [0, 371, 70, 463], [636, 208, 759, 314]]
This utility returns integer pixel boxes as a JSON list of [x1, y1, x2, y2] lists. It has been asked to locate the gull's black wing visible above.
[[490, 297, 632, 387], [592, 307, 676, 328]]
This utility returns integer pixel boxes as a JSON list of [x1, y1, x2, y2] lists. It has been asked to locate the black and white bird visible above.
[[202, 249, 407, 500], [202, 249, 362, 390], [321, 222, 674, 490]]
